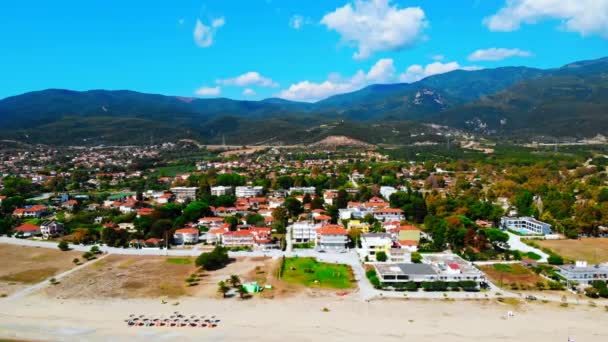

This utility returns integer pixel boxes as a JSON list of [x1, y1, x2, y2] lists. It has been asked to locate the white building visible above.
[[173, 228, 200, 244], [380, 186, 397, 201], [289, 187, 316, 195], [235, 186, 264, 198], [291, 221, 319, 243], [316, 225, 349, 251], [359, 233, 393, 262], [170, 187, 197, 203], [373, 208, 405, 222], [211, 186, 233, 196], [500, 216, 552, 235]]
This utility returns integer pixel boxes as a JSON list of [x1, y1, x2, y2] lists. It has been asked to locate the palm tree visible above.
[[218, 281, 229, 298], [229, 274, 241, 288], [238, 285, 248, 299]]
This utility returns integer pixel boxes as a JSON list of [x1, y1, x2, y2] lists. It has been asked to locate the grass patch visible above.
[[158, 281, 186, 298], [281, 257, 354, 289], [536, 238, 608, 264], [117, 259, 137, 269], [481, 264, 547, 290], [0, 268, 58, 284], [166, 257, 192, 265]]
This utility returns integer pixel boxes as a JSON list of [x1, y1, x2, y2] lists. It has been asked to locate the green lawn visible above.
[[165, 257, 192, 265], [281, 257, 354, 289], [154, 165, 195, 177]]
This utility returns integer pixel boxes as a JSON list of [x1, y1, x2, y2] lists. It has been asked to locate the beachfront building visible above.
[[316, 225, 349, 251], [12, 205, 48, 218], [198, 217, 225, 229], [235, 186, 264, 198], [500, 216, 552, 235], [170, 187, 197, 203], [211, 186, 233, 196], [556, 261, 608, 287], [173, 228, 200, 244], [374, 253, 485, 285], [291, 221, 319, 243], [222, 230, 255, 247], [359, 233, 392, 262]]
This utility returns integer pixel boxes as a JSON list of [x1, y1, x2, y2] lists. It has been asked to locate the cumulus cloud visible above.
[[278, 58, 401, 102], [321, 0, 428, 60], [194, 86, 221, 96], [289, 15, 311, 30], [243, 88, 256, 96], [398, 61, 464, 83], [484, 0, 608, 38], [468, 48, 532, 61], [217, 72, 279, 88], [193, 17, 225, 47]]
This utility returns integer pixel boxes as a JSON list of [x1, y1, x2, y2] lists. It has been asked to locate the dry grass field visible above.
[[0, 243, 80, 296], [536, 238, 608, 264], [480, 264, 546, 290]]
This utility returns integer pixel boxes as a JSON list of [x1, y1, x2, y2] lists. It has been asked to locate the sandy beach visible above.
[[1, 295, 607, 342]]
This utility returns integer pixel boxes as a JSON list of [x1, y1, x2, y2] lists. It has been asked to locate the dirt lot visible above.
[[536, 238, 608, 264], [480, 264, 546, 291], [44, 255, 198, 299], [41, 255, 297, 300], [0, 243, 81, 296]]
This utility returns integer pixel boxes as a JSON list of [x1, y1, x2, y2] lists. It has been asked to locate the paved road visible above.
[[506, 232, 549, 262], [6, 253, 110, 301]]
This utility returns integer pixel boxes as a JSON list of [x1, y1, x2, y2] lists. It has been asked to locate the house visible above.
[[359, 233, 392, 262], [174, 228, 200, 244], [14, 223, 41, 237], [390, 225, 421, 243], [61, 199, 78, 211], [170, 187, 197, 203], [198, 217, 225, 229], [500, 216, 552, 235], [144, 238, 164, 248], [347, 220, 370, 233], [117, 223, 136, 232], [291, 221, 319, 243], [316, 224, 349, 251], [136, 208, 154, 217], [40, 221, 64, 239], [211, 186, 233, 196], [155, 193, 174, 205], [205, 225, 229, 244], [12, 205, 47, 218], [373, 208, 404, 222], [222, 230, 255, 247], [250, 227, 273, 246], [313, 214, 332, 225], [213, 206, 237, 217], [119, 202, 136, 214], [323, 190, 338, 205]]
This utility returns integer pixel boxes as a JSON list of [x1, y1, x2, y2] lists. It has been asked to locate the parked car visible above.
[[525, 295, 537, 300]]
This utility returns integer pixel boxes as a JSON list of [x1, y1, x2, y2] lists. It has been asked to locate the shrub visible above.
[[57, 241, 69, 251], [366, 269, 381, 289], [548, 255, 564, 265], [411, 252, 422, 264], [376, 251, 388, 262], [195, 246, 230, 270]]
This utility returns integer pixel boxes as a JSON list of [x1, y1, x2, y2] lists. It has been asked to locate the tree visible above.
[[548, 255, 564, 265], [284, 197, 303, 217], [182, 201, 210, 222], [245, 213, 265, 226], [218, 280, 230, 298], [229, 274, 241, 288], [411, 252, 422, 263], [310, 196, 325, 210], [196, 246, 230, 270], [335, 189, 348, 209], [376, 251, 388, 262], [58, 241, 70, 251]]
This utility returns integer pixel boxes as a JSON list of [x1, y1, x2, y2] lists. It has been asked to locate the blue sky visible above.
[[1, 0, 607, 101]]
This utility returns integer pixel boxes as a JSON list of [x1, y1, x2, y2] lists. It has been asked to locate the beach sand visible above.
[[1, 295, 607, 342]]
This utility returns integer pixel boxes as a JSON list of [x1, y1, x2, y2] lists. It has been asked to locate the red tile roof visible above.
[[15, 223, 40, 232], [175, 228, 199, 234], [317, 224, 347, 235]]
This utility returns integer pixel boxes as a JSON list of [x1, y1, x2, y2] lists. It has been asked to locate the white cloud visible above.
[[321, 0, 428, 60], [398, 61, 476, 83], [279, 58, 395, 102], [289, 15, 311, 30], [193, 17, 225, 48], [468, 48, 532, 61], [432, 55, 445, 61], [484, 0, 608, 38], [217, 72, 279, 88], [194, 86, 221, 96], [366, 58, 395, 83], [243, 88, 256, 96]]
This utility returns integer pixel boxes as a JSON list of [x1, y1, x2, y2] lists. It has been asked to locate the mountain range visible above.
[[1, 56, 607, 146]]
